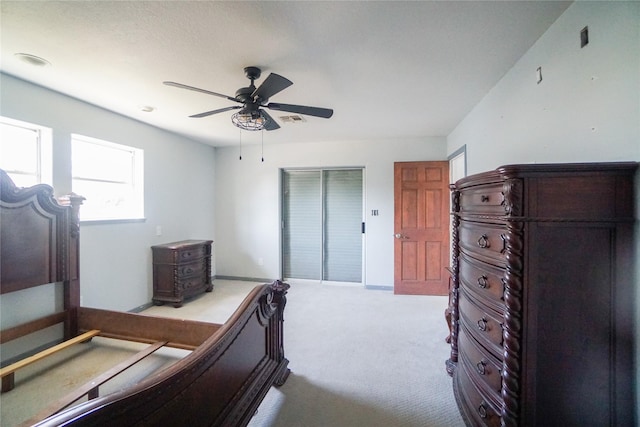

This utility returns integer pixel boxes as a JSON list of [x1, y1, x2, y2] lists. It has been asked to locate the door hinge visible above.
[[362, 222, 365, 234]]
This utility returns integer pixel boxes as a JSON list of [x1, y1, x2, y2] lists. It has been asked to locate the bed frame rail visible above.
[[0, 330, 100, 393], [18, 340, 168, 427]]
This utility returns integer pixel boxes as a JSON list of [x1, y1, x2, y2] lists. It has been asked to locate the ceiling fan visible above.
[[164, 66, 333, 131]]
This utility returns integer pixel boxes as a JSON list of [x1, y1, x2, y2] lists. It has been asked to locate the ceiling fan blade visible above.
[[164, 81, 239, 103], [260, 110, 280, 131], [266, 102, 333, 119], [251, 73, 293, 102], [190, 106, 241, 118]]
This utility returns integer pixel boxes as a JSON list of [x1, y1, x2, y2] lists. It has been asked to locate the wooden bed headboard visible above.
[[0, 169, 84, 344]]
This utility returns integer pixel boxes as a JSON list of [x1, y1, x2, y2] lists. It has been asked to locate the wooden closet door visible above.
[[394, 161, 449, 295]]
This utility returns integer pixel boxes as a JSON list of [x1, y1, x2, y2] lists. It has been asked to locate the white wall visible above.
[[447, 1, 640, 420], [0, 74, 216, 311], [448, 2, 639, 172], [214, 137, 447, 287]]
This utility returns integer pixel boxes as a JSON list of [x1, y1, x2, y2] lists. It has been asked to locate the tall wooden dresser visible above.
[[151, 240, 213, 307], [447, 163, 637, 427]]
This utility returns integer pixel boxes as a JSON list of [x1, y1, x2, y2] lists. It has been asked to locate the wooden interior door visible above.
[[394, 161, 449, 295]]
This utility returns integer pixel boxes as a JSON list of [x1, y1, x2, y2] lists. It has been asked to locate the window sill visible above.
[[80, 218, 146, 226]]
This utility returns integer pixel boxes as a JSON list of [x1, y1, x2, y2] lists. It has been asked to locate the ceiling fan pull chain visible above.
[[261, 130, 264, 162], [239, 129, 242, 160]]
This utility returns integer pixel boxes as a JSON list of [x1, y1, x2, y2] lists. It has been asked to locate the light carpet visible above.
[[2, 279, 465, 427], [242, 280, 466, 427]]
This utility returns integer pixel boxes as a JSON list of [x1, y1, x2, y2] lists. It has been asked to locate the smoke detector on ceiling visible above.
[[15, 53, 51, 67], [279, 115, 306, 123]]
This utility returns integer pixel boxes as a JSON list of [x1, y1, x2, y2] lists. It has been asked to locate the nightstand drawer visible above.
[[152, 240, 212, 264], [175, 246, 207, 263], [177, 261, 206, 278]]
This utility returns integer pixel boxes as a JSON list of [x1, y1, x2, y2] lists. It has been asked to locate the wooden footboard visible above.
[[32, 280, 290, 427]]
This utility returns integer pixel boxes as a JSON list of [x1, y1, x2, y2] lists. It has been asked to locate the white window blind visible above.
[[0, 117, 52, 187], [72, 134, 144, 221], [283, 169, 363, 283], [323, 169, 363, 282], [282, 170, 322, 279]]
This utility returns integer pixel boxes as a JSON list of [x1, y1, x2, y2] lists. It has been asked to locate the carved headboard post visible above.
[[57, 193, 85, 338]]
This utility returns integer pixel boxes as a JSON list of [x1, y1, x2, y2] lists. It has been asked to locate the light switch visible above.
[[581, 26, 589, 48], [536, 67, 543, 84]]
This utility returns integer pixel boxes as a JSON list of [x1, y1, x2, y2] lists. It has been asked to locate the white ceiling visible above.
[[1, 1, 571, 147]]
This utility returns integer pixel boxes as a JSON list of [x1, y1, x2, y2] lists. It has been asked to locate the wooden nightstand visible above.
[[151, 240, 213, 307]]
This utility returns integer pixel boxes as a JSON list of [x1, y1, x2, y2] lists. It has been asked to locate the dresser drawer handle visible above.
[[478, 402, 488, 419], [477, 317, 488, 331], [481, 195, 490, 202], [477, 275, 489, 289], [182, 252, 192, 258], [477, 234, 490, 248], [476, 360, 487, 375]]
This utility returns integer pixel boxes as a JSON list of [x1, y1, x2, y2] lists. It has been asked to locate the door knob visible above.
[[394, 233, 404, 239]]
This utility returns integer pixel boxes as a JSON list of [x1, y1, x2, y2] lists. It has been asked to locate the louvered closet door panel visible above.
[[323, 169, 363, 282], [282, 171, 322, 279]]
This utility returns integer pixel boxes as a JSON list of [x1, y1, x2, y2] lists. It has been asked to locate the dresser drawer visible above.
[[178, 276, 210, 294], [459, 288, 503, 356], [152, 240, 212, 264], [459, 252, 505, 308], [176, 260, 206, 278], [459, 183, 506, 216], [459, 324, 502, 394], [459, 221, 507, 267], [174, 246, 207, 263], [455, 360, 502, 427]]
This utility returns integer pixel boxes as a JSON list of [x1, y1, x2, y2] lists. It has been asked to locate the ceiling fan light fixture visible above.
[[231, 111, 266, 131]]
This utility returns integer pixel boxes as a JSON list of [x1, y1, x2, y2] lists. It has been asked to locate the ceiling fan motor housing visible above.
[[235, 86, 254, 103], [164, 65, 333, 131], [244, 66, 261, 81]]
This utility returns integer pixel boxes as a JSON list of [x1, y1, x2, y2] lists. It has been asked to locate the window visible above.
[[0, 116, 52, 187], [72, 134, 144, 221]]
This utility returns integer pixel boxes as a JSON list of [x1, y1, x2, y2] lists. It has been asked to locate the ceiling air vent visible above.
[[279, 115, 307, 123]]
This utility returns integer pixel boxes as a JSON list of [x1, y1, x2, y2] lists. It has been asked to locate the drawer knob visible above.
[[477, 275, 489, 289], [477, 234, 490, 248], [477, 317, 488, 331], [478, 402, 488, 419], [481, 195, 490, 202], [476, 360, 487, 375]]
